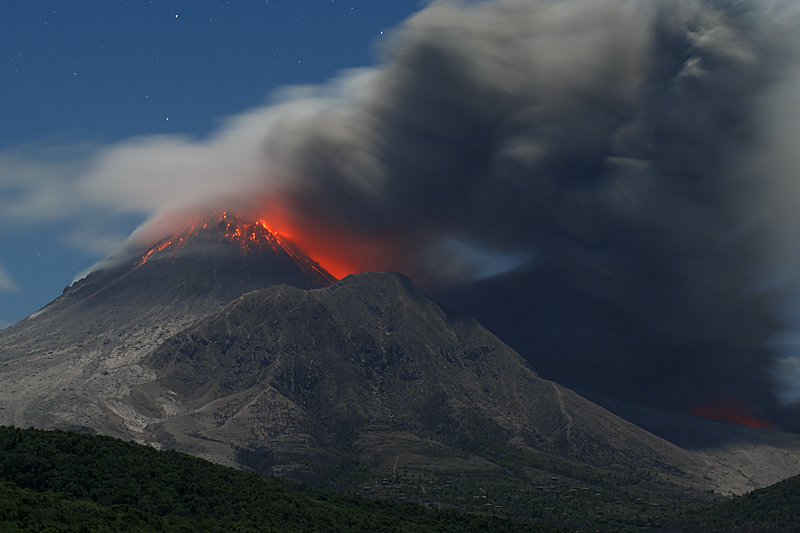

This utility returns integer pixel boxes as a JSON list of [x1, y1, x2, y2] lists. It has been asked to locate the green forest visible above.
[[1, 425, 798, 532], [0, 426, 561, 532]]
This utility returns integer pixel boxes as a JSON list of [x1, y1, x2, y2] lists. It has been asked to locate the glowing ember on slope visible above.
[[691, 398, 775, 430], [136, 212, 335, 285]]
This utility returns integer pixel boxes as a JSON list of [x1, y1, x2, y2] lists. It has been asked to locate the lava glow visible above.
[[250, 199, 406, 280], [138, 213, 285, 263], [136, 211, 335, 284], [135, 195, 408, 288], [691, 398, 775, 430]]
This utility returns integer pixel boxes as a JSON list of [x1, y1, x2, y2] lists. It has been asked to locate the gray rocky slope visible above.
[[1, 218, 799, 498], [131, 272, 800, 495], [0, 214, 333, 438]]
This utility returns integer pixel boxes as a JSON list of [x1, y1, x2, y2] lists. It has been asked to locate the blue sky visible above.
[[0, 1, 422, 328]]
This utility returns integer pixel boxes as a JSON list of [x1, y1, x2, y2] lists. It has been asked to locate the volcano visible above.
[[2, 214, 800, 510]]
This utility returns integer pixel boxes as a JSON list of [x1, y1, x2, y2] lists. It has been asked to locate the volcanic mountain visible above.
[[2, 214, 800, 511], [0, 213, 334, 436]]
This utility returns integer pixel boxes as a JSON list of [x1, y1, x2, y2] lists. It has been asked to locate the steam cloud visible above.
[[4, 0, 800, 428]]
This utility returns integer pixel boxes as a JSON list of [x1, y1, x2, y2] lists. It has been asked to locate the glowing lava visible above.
[[251, 199, 406, 280], [691, 398, 774, 429], [136, 212, 336, 286]]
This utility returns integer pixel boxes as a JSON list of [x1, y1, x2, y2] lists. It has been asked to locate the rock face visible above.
[[123, 272, 799, 496], [136, 274, 694, 475]]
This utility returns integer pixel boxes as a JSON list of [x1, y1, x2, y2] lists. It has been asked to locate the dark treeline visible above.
[[2, 425, 799, 531], [0, 426, 562, 532]]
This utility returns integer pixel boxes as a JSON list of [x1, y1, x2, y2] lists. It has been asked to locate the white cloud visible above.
[[79, 112, 276, 215], [0, 111, 276, 227], [0, 142, 98, 225], [0, 105, 301, 259]]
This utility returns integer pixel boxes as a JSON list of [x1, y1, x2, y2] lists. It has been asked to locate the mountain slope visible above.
[[128, 273, 740, 498], [0, 213, 334, 438], [588, 395, 800, 495], [3, 222, 800, 520]]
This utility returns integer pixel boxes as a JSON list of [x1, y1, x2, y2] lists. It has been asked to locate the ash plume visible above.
[[256, 0, 800, 428]]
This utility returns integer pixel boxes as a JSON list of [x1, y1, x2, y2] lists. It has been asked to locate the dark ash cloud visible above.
[[260, 0, 800, 428]]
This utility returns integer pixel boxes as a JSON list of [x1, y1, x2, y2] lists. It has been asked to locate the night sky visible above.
[[0, 1, 421, 327]]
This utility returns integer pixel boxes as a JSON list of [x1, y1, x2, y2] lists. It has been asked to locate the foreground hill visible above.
[[7, 425, 800, 532], [0, 426, 557, 532]]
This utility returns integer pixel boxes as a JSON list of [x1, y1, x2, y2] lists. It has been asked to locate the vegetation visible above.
[[679, 474, 800, 532], [5, 425, 798, 532], [339, 440, 710, 531], [0, 426, 562, 532]]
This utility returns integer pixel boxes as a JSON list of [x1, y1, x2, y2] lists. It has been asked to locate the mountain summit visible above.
[[130, 212, 335, 288]]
